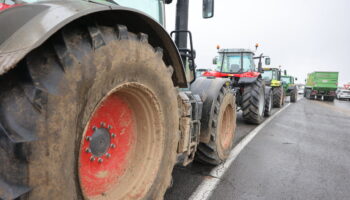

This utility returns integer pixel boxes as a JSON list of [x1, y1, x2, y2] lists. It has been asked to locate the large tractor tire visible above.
[[272, 86, 284, 108], [0, 21, 178, 200], [242, 78, 266, 124], [290, 87, 297, 103], [264, 88, 273, 117], [196, 85, 236, 165]]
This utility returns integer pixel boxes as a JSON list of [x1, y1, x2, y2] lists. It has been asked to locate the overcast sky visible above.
[[165, 0, 350, 85]]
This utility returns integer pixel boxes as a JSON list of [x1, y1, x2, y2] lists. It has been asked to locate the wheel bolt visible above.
[[85, 136, 91, 141], [108, 125, 113, 130], [110, 144, 116, 148], [98, 158, 103, 163], [92, 126, 97, 131], [100, 122, 106, 127], [85, 148, 91, 153], [111, 133, 116, 138], [90, 156, 95, 162], [105, 153, 111, 158]]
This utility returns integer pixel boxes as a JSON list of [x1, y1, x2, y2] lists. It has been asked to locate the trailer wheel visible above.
[[196, 86, 236, 165], [264, 88, 273, 117], [0, 21, 178, 200], [273, 86, 284, 108], [242, 78, 266, 124], [290, 87, 297, 102]]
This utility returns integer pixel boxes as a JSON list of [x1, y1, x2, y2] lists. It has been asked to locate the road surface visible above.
[[165, 97, 350, 200]]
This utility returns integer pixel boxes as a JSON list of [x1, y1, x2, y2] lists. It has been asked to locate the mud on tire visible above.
[[196, 85, 236, 165], [0, 19, 178, 200]]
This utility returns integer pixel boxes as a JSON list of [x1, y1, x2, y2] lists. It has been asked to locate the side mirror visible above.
[[295, 77, 298, 81], [265, 57, 271, 65], [203, 0, 214, 18], [212, 56, 218, 64]]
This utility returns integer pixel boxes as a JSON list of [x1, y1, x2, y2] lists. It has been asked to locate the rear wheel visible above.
[[0, 21, 178, 200], [264, 88, 273, 117], [242, 78, 265, 124], [196, 86, 236, 165], [272, 86, 284, 108]]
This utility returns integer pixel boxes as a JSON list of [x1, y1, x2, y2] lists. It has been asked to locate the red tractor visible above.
[[204, 48, 272, 124]]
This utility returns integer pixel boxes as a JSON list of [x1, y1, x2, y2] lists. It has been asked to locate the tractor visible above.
[[203, 48, 272, 124], [0, 0, 238, 199], [281, 71, 298, 103], [261, 67, 285, 108]]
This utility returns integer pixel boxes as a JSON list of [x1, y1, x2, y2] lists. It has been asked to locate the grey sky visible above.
[[165, 0, 350, 85]]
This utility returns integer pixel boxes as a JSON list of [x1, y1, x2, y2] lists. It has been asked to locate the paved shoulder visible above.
[[210, 99, 350, 200]]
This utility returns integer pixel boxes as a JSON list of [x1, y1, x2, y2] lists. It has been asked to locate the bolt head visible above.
[[105, 153, 111, 158], [85, 136, 91, 141], [92, 126, 97, 131], [90, 156, 95, 162], [111, 133, 116, 138], [100, 122, 106, 127], [108, 125, 113, 129], [85, 148, 91, 153], [110, 144, 116, 148], [98, 158, 103, 163]]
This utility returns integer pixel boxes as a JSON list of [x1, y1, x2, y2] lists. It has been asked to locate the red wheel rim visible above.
[[79, 93, 134, 197], [78, 83, 165, 199]]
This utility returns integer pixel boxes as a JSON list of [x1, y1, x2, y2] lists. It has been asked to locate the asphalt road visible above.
[[165, 97, 350, 200]]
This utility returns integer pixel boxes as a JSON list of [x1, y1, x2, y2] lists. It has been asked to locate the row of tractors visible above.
[[0, 1, 297, 200]]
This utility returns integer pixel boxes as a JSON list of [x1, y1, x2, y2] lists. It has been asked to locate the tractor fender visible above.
[[190, 77, 232, 143], [238, 76, 259, 85], [0, 1, 186, 87]]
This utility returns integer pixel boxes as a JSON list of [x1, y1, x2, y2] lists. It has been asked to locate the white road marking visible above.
[[189, 103, 291, 200]]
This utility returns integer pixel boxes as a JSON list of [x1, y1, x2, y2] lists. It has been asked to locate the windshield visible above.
[[215, 52, 255, 73], [281, 76, 291, 84], [262, 70, 273, 81], [2, 0, 165, 25]]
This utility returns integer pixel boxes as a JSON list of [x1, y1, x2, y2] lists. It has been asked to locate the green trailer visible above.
[[304, 71, 338, 101]]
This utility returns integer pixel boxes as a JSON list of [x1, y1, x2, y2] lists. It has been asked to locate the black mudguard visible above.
[[238, 76, 259, 85], [190, 77, 232, 143], [0, 1, 186, 87]]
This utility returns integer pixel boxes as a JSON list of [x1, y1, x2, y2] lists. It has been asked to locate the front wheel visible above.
[[273, 86, 284, 108], [196, 85, 237, 165], [290, 87, 298, 103]]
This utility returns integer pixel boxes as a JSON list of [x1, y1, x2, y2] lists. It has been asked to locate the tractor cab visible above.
[[262, 67, 282, 86], [204, 48, 270, 79], [214, 49, 256, 74]]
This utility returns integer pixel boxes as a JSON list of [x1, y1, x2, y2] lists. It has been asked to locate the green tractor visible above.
[[261, 67, 285, 107], [281, 71, 298, 103]]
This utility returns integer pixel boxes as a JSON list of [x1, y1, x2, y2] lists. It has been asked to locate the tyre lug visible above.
[[98, 158, 103, 163], [110, 144, 116, 148], [90, 156, 95, 162]]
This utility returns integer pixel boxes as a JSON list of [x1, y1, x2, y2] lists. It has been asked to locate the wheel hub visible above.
[[89, 126, 111, 158]]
